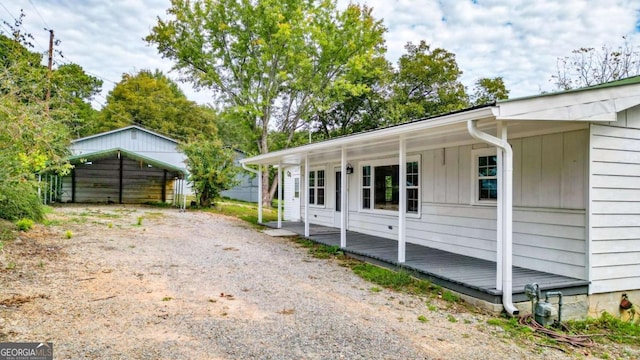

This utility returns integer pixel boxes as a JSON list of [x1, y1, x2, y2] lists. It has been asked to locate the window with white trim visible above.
[[472, 149, 498, 203], [360, 157, 420, 214], [308, 169, 325, 206]]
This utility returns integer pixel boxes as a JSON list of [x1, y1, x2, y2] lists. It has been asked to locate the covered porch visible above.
[[266, 221, 589, 303]]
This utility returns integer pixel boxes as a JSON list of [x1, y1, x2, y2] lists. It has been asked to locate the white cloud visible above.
[[3, 0, 640, 107]]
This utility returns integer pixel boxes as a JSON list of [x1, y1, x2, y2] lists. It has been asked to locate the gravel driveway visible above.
[[0, 206, 584, 359]]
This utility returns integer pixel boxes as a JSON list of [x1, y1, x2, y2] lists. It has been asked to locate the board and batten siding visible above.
[[590, 105, 640, 293], [397, 129, 587, 279]]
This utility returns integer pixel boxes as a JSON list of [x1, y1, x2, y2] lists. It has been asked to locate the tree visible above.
[[551, 38, 640, 90], [471, 77, 509, 105], [146, 0, 386, 206], [96, 70, 217, 142], [50, 63, 103, 138], [0, 17, 72, 220], [387, 40, 469, 124], [181, 139, 238, 207]]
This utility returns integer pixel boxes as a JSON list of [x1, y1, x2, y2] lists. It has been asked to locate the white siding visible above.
[[590, 108, 640, 293]]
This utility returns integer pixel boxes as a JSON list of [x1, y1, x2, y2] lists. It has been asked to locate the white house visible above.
[[240, 76, 640, 317]]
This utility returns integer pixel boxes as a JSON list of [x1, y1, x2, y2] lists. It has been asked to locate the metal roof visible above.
[[67, 147, 187, 174], [71, 125, 179, 144]]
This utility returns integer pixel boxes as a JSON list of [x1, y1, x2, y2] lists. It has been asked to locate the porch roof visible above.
[[67, 147, 187, 175], [241, 77, 640, 167]]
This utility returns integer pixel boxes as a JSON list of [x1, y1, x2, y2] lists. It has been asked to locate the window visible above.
[[361, 157, 419, 214], [294, 178, 300, 198], [308, 169, 325, 206], [362, 166, 371, 209], [473, 149, 498, 202]]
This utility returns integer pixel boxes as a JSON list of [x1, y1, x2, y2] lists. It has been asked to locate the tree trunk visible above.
[[261, 168, 271, 208]]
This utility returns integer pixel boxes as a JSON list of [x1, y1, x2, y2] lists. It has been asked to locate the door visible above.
[[284, 167, 301, 221]]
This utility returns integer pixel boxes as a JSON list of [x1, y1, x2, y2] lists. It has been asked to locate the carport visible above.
[[56, 148, 187, 207]]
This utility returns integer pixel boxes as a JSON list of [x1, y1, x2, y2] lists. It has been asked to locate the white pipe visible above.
[[304, 154, 310, 237], [467, 120, 519, 316], [398, 137, 406, 263], [241, 163, 262, 224], [340, 147, 347, 248], [277, 162, 282, 229]]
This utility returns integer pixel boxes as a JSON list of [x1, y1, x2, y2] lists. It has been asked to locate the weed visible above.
[[350, 263, 437, 296], [16, 218, 34, 231], [565, 312, 640, 345], [136, 217, 143, 226], [417, 315, 428, 323], [442, 291, 459, 303], [38, 261, 44, 268], [447, 314, 458, 323], [129, 245, 136, 249], [486, 317, 534, 340], [108, 222, 113, 229], [6, 261, 16, 270], [162, 297, 172, 301], [464, 319, 472, 324], [370, 287, 381, 293], [65, 230, 73, 239], [427, 304, 438, 312]]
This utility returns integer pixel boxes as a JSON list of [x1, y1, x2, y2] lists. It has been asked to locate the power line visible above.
[[28, 0, 50, 30]]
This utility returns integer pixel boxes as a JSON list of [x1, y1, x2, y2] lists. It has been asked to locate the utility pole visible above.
[[45, 29, 54, 115]]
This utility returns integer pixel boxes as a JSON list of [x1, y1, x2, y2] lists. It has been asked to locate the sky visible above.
[[2, 0, 640, 108]]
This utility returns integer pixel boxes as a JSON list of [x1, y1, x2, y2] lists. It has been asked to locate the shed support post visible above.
[[257, 165, 263, 224], [119, 153, 123, 204], [340, 147, 347, 248], [71, 169, 76, 203], [304, 154, 310, 238], [162, 170, 167, 203], [398, 136, 406, 263], [277, 162, 282, 229], [182, 177, 187, 211]]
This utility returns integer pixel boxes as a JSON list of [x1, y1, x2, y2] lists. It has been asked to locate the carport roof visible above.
[[68, 148, 187, 174]]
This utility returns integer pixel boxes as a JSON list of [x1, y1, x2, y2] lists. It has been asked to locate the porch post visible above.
[[304, 154, 310, 237], [340, 147, 347, 248], [398, 136, 406, 263], [257, 165, 263, 224], [277, 162, 282, 229]]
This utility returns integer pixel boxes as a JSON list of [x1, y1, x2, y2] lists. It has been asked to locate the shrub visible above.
[[0, 182, 44, 221], [16, 218, 34, 231]]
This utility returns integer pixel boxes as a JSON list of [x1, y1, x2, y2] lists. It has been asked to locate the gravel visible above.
[[0, 206, 584, 359]]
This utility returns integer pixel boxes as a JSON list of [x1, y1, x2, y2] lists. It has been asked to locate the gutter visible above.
[[242, 163, 263, 224], [467, 120, 519, 316]]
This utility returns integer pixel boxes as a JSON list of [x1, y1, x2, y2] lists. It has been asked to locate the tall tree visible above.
[[471, 77, 509, 105], [387, 40, 469, 124], [96, 69, 217, 142], [0, 14, 72, 220], [146, 0, 387, 206], [551, 37, 640, 90]]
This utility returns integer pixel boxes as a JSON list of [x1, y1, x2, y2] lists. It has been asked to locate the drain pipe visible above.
[[467, 120, 519, 316], [242, 163, 262, 224]]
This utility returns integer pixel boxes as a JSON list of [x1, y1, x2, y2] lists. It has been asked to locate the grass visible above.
[[15, 218, 34, 231], [350, 263, 439, 295], [206, 199, 278, 226], [565, 312, 640, 345], [417, 315, 428, 323]]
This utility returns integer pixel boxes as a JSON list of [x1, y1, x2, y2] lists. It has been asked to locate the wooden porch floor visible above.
[[264, 221, 589, 304]]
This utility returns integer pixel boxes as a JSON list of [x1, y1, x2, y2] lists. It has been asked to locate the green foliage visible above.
[[447, 314, 458, 323], [0, 182, 44, 221], [136, 217, 143, 226], [15, 218, 34, 231], [417, 315, 428, 323], [387, 40, 469, 124], [147, 0, 387, 205], [65, 230, 73, 239], [442, 291, 459, 303], [471, 77, 510, 105], [207, 200, 278, 225], [565, 312, 640, 345], [181, 139, 239, 207], [96, 69, 217, 142]]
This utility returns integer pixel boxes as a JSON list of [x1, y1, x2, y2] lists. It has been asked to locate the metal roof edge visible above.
[[241, 106, 498, 165], [68, 147, 187, 174]]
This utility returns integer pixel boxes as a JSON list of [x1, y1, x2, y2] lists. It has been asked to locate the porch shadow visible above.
[[264, 221, 589, 304]]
